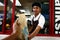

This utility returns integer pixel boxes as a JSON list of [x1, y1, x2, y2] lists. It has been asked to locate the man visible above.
[[28, 2, 45, 39]]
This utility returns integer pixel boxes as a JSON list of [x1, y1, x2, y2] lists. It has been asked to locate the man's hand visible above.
[[28, 35, 31, 40], [28, 26, 41, 39]]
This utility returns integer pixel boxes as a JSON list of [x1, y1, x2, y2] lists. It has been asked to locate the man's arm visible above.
[[28, 26, 41, 39]]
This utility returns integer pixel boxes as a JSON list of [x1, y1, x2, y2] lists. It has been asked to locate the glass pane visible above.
[[5, 0, 13, 30], [0, 0, 4, 32]]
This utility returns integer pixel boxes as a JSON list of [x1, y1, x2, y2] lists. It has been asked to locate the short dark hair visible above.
[[32, 2, 41, 8]]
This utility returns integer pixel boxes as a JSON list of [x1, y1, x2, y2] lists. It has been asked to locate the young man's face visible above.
[[32, 6, 41, 15]]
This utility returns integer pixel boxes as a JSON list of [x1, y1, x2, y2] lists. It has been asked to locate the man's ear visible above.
[[40, 8, 42, 12]]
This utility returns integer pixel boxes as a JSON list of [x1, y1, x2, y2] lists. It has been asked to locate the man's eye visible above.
[[36, 7, 39, 9]]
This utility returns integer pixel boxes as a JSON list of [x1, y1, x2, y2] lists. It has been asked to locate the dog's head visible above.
[[17, 14, 27, 29]]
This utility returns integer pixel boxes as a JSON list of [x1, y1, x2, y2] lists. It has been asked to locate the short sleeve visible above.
[[38, 15, 45, 29]]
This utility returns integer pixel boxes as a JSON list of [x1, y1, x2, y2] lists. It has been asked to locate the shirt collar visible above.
[[33, 13, 41, 18]]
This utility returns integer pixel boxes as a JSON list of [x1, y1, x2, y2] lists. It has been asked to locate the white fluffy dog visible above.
[[3, 14, 29, 40], [13, 14, 29, 40]]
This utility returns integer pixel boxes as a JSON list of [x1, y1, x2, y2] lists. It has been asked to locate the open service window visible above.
[[14, 0, 60, 36], [14, 0, 51, 36]]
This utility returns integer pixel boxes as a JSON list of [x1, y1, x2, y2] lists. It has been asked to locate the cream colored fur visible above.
[[13, 14, 28, 40]]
